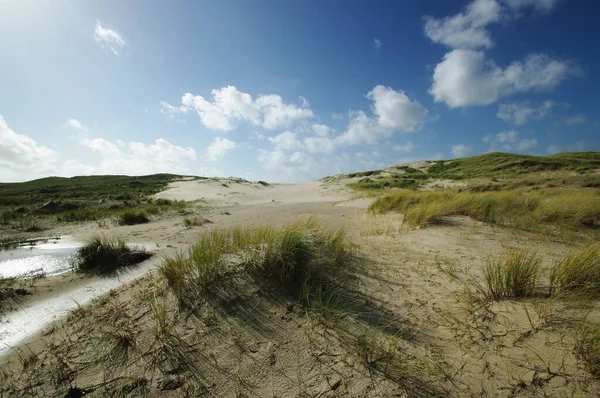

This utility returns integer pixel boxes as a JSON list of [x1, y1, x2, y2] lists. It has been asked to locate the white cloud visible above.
[[373, 38, 382, 51], [312, 124, 331, 137], [336, 110, 383, 145], [336, 86, 428, 145], [257, 94, 314, 130], [503, 0, 562, 13], [268, 131, 303, 151], [160, 101, 189, 121], [63, 138, 197, 176], [94, 20, 126, 55], [451, 144, 473, 158], [483, 130, 538, 152], [393, 141, 415, 152], [424, 0, 563, 50], [165, 86, 313, 131], [424, 0, 501, 49], [304, 136, 336, 154], [205, 137, 236, 161], [497, 100, 555, 125], [564, 114, 587, 126], [367, 85, 428, 131], [67, 118, 88, 133], [257, 149, 315, 176], [0, 116, 57, 182], [430, 49, 579, 107]]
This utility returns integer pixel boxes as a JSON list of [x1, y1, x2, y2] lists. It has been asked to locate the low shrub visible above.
[[73, 236, 151, 275], [118, 211, 150, 226]]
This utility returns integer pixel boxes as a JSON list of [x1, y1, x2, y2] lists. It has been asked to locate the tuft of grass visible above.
[[182, 216, 212, 228], [73, 236, 151, 275], [483, 248, 542, 300], [118, 210, 150, 225], [159, 219, 355, 308], [576, 322, 600, 378], [550, 244, 600, 297]]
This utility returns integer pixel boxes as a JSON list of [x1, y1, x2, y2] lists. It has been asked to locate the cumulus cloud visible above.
[[268, 131, 303, 151], [205, 137, 236, 161], [430, 49, 580, 107], [164, 86, 313, 132], [311, 124, 331, 137], [451, 144, 473, 158], [424, 0, 501, 49], [497, 100, 555, 125], [0, 116, 57, 182], [424, 0, 563, 50], [304, 136, 336, 154], [336, 86, 428, 145], [367, 86, 429, 131], [483, 130, 538, 152], [94, 20, 127, 55]]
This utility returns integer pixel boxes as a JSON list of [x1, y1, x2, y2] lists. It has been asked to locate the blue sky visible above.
[[1, 0, 598, 182]]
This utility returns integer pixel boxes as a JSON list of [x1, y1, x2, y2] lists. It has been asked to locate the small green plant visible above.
[[550, 244, 600, 297], [483, 248, 542, 300], [73, 236, 151, 275], [575, 322, 600, 378], [118, 210, 150, 226]]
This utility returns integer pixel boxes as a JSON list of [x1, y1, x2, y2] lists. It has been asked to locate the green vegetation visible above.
[[550, 244, 600, 297], [73, 236, 151, 275], [483, 248, 542, 300], [370, 188, 600, 235], [0, 174, 202, 231], [160, 219, 354, 308], [427, 152, 600, 180], [342, 152, 599, 192], [118, 210, 150, 226]]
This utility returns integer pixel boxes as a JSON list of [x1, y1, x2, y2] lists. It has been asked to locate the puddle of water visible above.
[[0, 236, 82, 278], [0, 241, 160, 356]]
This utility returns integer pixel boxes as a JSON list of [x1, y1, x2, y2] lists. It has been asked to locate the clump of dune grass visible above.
[[118, 210, 150, 226], [182, 216, 212, 228], [159, 219, 355, 308], [370, 188, 600, 235], [576, 322, 600, 378], [483, 248, 542, 300], [73, 236, 151, 275], [550, 244, 600, 297]]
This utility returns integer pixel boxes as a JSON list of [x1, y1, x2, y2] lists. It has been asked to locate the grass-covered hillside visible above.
[[327, 152, 600, 191]]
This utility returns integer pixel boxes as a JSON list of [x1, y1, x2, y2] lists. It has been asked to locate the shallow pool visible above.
[[0, 236, 82, 278]]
